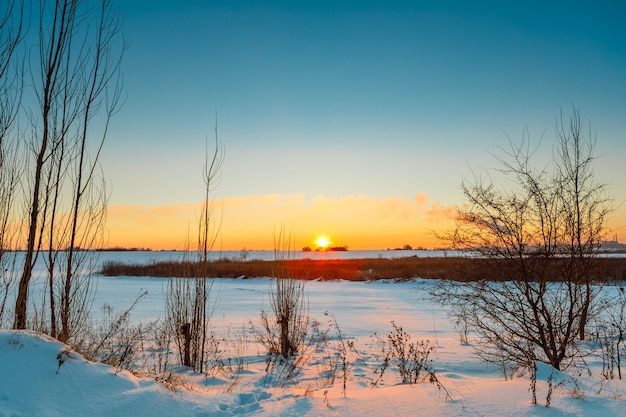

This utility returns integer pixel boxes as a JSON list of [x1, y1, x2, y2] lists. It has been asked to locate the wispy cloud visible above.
[[106, 193, 454, 250]]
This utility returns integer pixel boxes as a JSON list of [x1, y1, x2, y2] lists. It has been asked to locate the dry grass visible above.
[[100, 256, 626, 282]]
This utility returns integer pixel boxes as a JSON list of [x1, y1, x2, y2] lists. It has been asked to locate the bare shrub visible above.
[[257, 283, 310, 387], [450, 303, 470, 345], [596, 286, 626, 380], [164, 132, 223, 373], [132, 319, 175, 379], [199, 324, 250, 392], [261, 277, 308, 359], [256, 227, 310, 387], [75, 291, 150, 372], [165, 258, 217, 372], [373, 321, 449, 398], [311, 311, 356, 397], [308, 319, 336, 388], [212, 325, 248, 378]]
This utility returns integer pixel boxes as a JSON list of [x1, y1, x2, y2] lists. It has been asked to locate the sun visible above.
[[315, 235, 332, 249]]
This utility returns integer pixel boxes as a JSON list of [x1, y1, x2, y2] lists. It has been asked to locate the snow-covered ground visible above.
[[1, 252, 625, 416]]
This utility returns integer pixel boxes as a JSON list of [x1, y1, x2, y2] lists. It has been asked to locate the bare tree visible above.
[[431, 109, 612, 403], [165, 131, 223, 372], [13, 0, 124, 335], [0, 0, 24, 327]]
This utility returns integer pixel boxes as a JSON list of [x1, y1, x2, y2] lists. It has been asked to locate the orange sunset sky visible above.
[[105, 193, 454, 251]]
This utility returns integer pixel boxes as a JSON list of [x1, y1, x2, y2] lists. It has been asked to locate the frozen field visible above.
[[1, 251, 625, 416]]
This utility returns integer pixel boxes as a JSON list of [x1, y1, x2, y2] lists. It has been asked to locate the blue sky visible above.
[[101, 1, 626, 249]]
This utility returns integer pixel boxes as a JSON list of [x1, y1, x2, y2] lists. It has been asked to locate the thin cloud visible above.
[[106, 193, 455, 250]]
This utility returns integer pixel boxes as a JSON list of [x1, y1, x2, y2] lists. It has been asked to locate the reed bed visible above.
[[100, 256, 626, 282]]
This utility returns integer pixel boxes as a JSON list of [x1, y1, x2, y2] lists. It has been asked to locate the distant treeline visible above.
[[302, 246, 349, 252], [100, 256, 626, 282], [1, 247, 154, 252], [99, 247, 153, 252]]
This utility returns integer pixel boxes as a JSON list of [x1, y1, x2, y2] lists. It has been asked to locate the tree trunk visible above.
[[181, 323, 191, 367]]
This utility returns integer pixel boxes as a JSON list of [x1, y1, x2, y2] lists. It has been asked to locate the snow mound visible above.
[[0, 330, 272, 417]]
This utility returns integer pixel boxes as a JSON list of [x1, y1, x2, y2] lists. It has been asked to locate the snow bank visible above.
[[2, 328, 625, 417]]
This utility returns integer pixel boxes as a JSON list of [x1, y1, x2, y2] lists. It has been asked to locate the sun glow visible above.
[[105, 193, 451, 251], [315, 235, 332, 249]]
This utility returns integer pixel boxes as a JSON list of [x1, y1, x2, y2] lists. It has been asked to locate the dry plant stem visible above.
[[70, 291, 156, 377], [600, 287, 626, 380], [88, 291, 148, 359], [325, 311, 350, 397]]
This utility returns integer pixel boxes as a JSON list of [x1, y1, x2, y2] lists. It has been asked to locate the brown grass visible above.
[[100, 256, 626, 282]]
